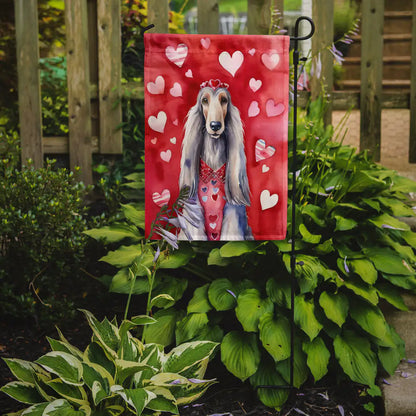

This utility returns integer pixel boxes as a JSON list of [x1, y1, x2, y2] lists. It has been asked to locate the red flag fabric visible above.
[[145, 33, 289, 241]]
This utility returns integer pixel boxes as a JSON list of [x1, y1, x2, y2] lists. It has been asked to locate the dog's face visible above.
[[199, 87, 229, 138]]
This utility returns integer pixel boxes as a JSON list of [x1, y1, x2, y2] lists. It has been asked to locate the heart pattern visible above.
[[261, 51, 280, 70], [151, 138, 157, 145], [248, 101, 260, 118], [249, 78, 262, 92], [185, 69, 193, 78], [255, 139, 276, 162], [260, 190, 279, 210], [170, 137, 176, 144], [209, 214, 218, 222], [219, 51, 244, 77], [201, 38, 211, 49], [170, 82, 182, 97], [165, 43, 188, 67], [148, 111, 167, 133], [152, 189, 170, 207], [262, 164, 270, 173], [248, 48, 256, 56], [172, 119, 179, 126], [160, 150, 171, 163], [209, 222, 216, 229], [266, 99, 285, 117], [147, 76, 165, 95]]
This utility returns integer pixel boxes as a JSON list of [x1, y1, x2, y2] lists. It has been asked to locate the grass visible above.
[[218, 0, 301, 14]]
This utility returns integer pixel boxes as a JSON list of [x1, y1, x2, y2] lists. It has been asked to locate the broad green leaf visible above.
[[250, 359, 289, 410], [275, 341, 308, 388], [235, 289, 273, 332], [369, 213, 410, 231], [151, 294, 175, 308], [207, 248, 232, 266], [299, 223, 321, 244], [347, 171, 387, 193], [221, 331, 261, 381], [48, 1, 64, 10], [382, 273, 416, 290], [111, 385, 155, 415], [175, 313, 209, 344], [343, 277, 379, 305], [115, 359, 154, 384], [121, 203, 145, 228], [191, 324, 224, 343], [145, 386, 178, 414], [334, 330, 377, 386], [84, 224, 141, 243], [3, 359, 49, 384], [315, 238, 335, 255], [119, 315, 156, 339], [208, 278, 237, 311], [362, 198, 381, 212], [389, 174, 416, 193], [187, 284, 212, 314], [334, 215, 357, 231], [109, 268, 149, 294], [302, 337, 330, 382], [0, 381, 44, 404], [294, 295, 323, 340], [258, 313, 290, 362], [376, 282, 408, 311], [21, 402, 48, 415], [219, 241, 258, 257], [159, 244, 194, 269], [266, 277, 291, 309], [84, 342, 115, 378], [349, 258, 378, 285], [377, 197, 415, 217], [364, 247, 415, 275], [319, 291, 349, 327], [100, 245, 151, 268], [401, 230, 416, 249], [301, 204, 326, 227], [43, 399, 90, 416], [47, 338, 83, 360], [81, 362, 112, 405], [143, 308, 181, 347], [283, 254, 323, 293], [36, 352, 83, 386], [46, 380, 88, 406], [152, 276, 188, 308], [377, 326, 405, 375]]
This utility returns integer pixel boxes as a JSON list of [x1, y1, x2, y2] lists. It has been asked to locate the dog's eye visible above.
[[201, 97, 209, 104], [221, 96, 228, 104]]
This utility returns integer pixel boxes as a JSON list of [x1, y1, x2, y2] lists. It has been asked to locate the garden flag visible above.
[[145, 33, 290, 241]]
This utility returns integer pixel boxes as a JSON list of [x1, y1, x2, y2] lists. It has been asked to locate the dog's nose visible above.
[[210, 121, 222, 132]]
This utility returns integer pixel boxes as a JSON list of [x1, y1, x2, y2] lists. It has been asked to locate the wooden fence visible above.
[[14, 0, 416, 184]]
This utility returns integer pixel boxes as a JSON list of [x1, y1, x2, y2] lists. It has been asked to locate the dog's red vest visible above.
[[198, 159, 226, 241]]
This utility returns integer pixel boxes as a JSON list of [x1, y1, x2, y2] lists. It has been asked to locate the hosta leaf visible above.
[[84, 342, 115, 379], [294, 295, 323, 340], [334, 215, 357, 231], [207, 248, 232, 266], [100, 245, 152, 268], [376, 282, 408, 311], [84, 224, 141, 243], [43, 399, 90, 416], [377, 326, 405, 375], [347, 170, 387, 193], [175, 313, 209, 344], [302, 337, 330, 382], [47, 338, 83, 360], [121, 203, 145, 228], [45, 380, 88, 406], [377, 197, 415, 217], [250, 358, 289, 409], [115, 359, 154, 384], [36, 352, 83, 386], [333, 330, 377, 386], [235, 289, 273, 332], [363, 247, 415, 275], [143, 308, 181, 347], [158, 244, 194, 269], [81, 362, 112, 405], [208, 278, 237, 311], [191, 324, 224, 343], [0, 381, 44, 404], [369, 213, 410, 231], [152, 276, 188, 308], [144, 386, 178, 414], [3, 359, 49, 384], [20, 402, 49, 415], [301, 204, 326, 227], [187, 284, 212, 314], [219, 241, 258, 257], [349, 301, 394, 347], [299, 223, 321, 244], [275, 341, 308, 388], [382, 273, 416, 290], [221, 331, 261, 381], [266, 277, 291, 309], [258, 313, 290, 362], [109, 268, 149, 294], [319, 291, 349, 327], [343, 277, 379, 305], [111, 385, 155, 415], [349, 258, 378, 285], [389, 174, 416, 193], [315, 238, 335, 255], [401, 230, 416, 249]]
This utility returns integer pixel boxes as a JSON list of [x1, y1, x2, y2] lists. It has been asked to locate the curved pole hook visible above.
[[291, 16, 315, 42]]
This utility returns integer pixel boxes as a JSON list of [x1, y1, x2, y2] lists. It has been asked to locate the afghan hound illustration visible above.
[[179, 79, 252, 241]]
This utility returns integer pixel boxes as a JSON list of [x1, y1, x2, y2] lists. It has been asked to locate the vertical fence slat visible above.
[[65, 0, 92, 184], [409, 0, 416, 162], [197, 0, 219, 34], [360, 0, 384, 162], [247, 0, 272, 35], [311, 1, 334, 126], [97, 0, 122, 154], [14, 0, 43, 168], [148, 0, 169, 33]]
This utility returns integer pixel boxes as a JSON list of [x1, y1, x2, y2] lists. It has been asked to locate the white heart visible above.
[[170, 137, 176, 144], [262, 164, 270, 173], [260, 190, 278, 210], [248, 48, 256, 56], [170, 82, 182, 97], [165, 43, 188, 68], [249, 78, 262, 92], [185, 69, 193, 78], [261, 51, 280, 70], [146, 75, 165, 94], [219, 51, 244, 77], [160, 149, 171, 163], [148, 111, 167, 133], [248, 101, 260, 118], [209, 222, 217, 229], [151, 138, 157, 144], [201, 38, 211, 49]]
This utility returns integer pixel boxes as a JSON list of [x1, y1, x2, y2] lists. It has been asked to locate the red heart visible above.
[[212, 194, 218, 201], [209, 214, 218, 222], [210, 79, 221, 89], [211, 233, 218, 240]]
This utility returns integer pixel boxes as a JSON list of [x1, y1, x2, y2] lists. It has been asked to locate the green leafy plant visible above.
[[1, 309, 218, 415]]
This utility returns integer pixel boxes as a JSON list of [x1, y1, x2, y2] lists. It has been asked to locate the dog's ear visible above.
[[224, 100, 251, 206], [179, 100, 204, 197]]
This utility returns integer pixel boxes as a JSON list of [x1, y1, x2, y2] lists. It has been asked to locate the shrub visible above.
[[1, 310, 218, 415], [0, 159, 88, 323]]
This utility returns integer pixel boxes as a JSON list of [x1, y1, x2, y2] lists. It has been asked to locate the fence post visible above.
[[197, 0, 219, 34], [14, 0, 43, 168], [247, 0, 281, 35], [97, 0, 122, 154], [410, 0, 416, 162], [148, 0, 169, 33], [310, 0, 334, 126], [360, 0, 384, 162], [65, 0, 93, 184]]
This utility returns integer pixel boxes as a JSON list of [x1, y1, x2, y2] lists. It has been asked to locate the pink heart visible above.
[[185, 69, 193, 78], [170, 82, 182, 97], [219, 51, 244, 77], [173, 119, 179, 126], [255, 139, 275, 162], [261, 51, 280, 70], [248, 101, 260, 118], [200, 38, 211, 49], [248, 48, 256, 56], [151, 138, 157, 145], [170, 137, 176, 144], [146, 76, 165, 95], [249, 78, 262, 92], [148, 111, 167, 133], [152, 189, 170, 207], [266, 100, 285, 117], [160, 150, 171, 163], [165, 43, 188, 68]]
